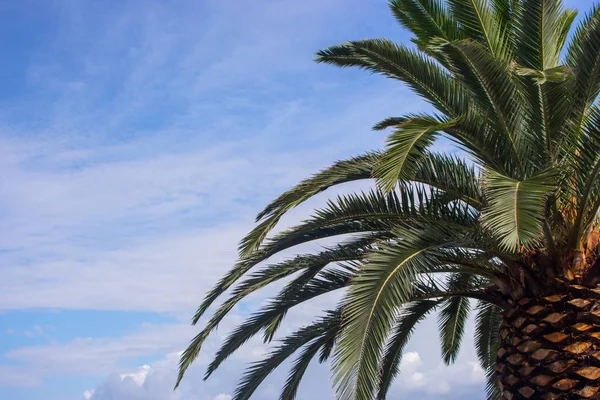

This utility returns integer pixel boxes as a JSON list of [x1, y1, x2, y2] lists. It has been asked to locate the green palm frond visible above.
[[515, 0, 570, 70], [513, 1, 577, 159], [567, 5, 600, 131], [372, 116, 410, 131], [490, 0, 518, 39], [413, 152, 483, 208], [376, 299, 441, 399], [374, 116, 456, 191], [449, 0, 509, 59], [238, 152, 379, 258], [232, 309, 342, 400], [205, 267, 353, 381], [176, 237, 380, 385], [474, 301, 501, 371], [332, 226, 464, 400], [482, 170, 556, 251], [279, 315, 340, 400], [388, 0, 463, 56], [196, 185, 477, 333], [315, 39, 469, 117], [474, 301, 502, 400], [444, 40, 525, 168], [438, 274, 474, 364]]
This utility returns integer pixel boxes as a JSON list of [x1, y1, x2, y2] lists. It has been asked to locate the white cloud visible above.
[[212, 395, 232, 400]]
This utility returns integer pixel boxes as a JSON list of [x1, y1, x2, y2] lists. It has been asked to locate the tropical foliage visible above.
[[178, 1, 600, 399]]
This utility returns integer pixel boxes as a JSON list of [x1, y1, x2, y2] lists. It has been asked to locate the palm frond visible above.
[[474, 301, 501, 371], [388, 0, 463, 56], [179, 237, 378, 383], [332, 226, 463, 400], [482, 170, 556, 251], [449, 0, 509, 59], [279, 314, 340, 400], [232, 309, 341, 400], [376, 299, 441, 399], [474, 301, 502, 400], [374, 115, 455, 191], [238, 152, 379, 258], [515, 0, 569, 70], [438, 274, 473, 364], [372, 116, 410, 131], [315, 39, 469, 117], [566, 4, 600, 131], [204, 267, 353, 381], [413, 152, 483, 209], [443, 40, 526, 173]]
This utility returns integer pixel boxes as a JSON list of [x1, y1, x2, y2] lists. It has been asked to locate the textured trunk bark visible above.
[[497, 285, 600, 399]]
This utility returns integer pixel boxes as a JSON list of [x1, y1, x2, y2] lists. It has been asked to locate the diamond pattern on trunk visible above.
[[506, 308, 517, 318], [543, 332, 569, 343], [526, 305, 545, 315], [564, 341, 592, 354], [543, 313, 566, 324], [568, 298, 591, 308], [499, 293, 600, 399], [544, 295, 566, 303], [513, 316, 527, 328], [532, 348, 557, 361], [518, 298, 532, 306], [573, 322, 593, 332], [576, 367, 600, 380], [518, 386, 536, 398], [506, 353, 525, 365], [575, 386, 600, 398], [511, 337, 523, 346], [529, 374, 553, 387], [505, 374, 519, 386], [517, 340, 542, 353], [545, 360, 575, 374], [552, 378, 579, 391], [523, 324, 540, 334], [497, 362, 507, 374], [519, 365, 537, 377]]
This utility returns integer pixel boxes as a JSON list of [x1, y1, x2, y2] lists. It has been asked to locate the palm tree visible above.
[[176, 1, 600, 399]]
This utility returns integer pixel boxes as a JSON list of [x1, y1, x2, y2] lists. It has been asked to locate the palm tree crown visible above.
[[177, 1, 600, 399]]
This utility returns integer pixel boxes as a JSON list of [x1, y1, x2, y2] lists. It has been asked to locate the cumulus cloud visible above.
[[393, 352, 485, 396], [83, 353, 232, 400]]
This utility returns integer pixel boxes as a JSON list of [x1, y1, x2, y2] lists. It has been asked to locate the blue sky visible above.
[[0, 1, 596, 399]]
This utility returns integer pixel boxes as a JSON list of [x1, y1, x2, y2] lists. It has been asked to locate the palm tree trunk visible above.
[[497, 284, 600, 399]]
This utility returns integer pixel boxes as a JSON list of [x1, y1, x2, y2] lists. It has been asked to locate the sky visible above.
[[0, 1, 596, 399]]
